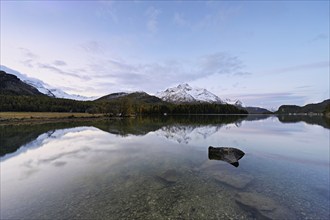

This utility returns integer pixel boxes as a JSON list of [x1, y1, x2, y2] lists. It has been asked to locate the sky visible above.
[[0, 1, 329, 109]]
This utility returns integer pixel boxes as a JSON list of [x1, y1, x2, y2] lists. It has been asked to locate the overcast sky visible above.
[[1, 1, 329, 109]]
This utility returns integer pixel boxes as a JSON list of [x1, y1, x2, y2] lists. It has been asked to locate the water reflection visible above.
[[1, 115, 329, 220], [208, 146, 245, 167], [277, 115, 330, 129], [0, 121, 98, 156], [0, 115, 246, 157], [1, 115, 330, 159]]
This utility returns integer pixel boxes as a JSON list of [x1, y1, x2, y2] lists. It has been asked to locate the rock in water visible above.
[[197, 159, 254, 189], [213, 172, 253, 189], [235, 192, 296, 220], [208, 146, 245, 167], [157, 169, 179, 184]]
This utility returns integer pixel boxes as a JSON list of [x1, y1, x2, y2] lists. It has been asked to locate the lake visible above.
[[1, 115, 329, 219]]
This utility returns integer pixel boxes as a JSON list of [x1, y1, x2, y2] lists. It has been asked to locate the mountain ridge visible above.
[[0, 70, 46, 96], [0, 65, 96, 101], [97, 91, 165, 104]]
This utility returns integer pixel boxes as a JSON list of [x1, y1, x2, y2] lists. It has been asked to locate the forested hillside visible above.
[[277, 99, 330, 114]]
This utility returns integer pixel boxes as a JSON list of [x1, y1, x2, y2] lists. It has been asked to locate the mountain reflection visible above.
[[1, 114, 329, 159], [94, 115, 247, 137], [0, 115, 246, 157], [0, 121, 98, 157]]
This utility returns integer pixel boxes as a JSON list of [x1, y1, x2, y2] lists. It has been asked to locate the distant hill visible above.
[[244, 106, 273, 114], [0, 70, 45, 96], [277, 99, 330, 114], [97, 92, 128, 101], [95, 92, 167, 116], [97, 91, 165, 105]]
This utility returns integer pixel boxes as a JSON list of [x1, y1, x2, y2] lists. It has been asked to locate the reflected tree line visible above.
[[278, 115, 330, 129], [0, 115, 245, 157], [1, 115, 329, 157]]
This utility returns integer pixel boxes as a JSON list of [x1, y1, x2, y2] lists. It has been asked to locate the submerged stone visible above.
[[208, 146, 245, 167], [157, 169, 179, 184], [197, 159, 254, 189], [235, 192, 296, 220], [213, 172, 253, 189]]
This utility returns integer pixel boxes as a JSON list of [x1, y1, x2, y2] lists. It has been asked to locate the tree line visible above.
[[0, 95, 96, 113], [0, 95, 248, 115]]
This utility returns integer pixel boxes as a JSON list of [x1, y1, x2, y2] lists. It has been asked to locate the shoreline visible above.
[[1, 112, 328, 126], [0, 112, 108, 125]]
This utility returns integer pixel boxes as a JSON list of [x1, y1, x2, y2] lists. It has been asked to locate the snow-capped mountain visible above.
[[156, 83, 226, 104], [156, 83, 243, 106], [0, 66, 96, 101], [224, 98, 243, 107]]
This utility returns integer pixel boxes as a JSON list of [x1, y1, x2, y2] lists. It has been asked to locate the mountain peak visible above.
[[177, 83, 192, 90], [225, 98, 244, 107], [157, 83, 245, 106], [157, 83, 225, 104]]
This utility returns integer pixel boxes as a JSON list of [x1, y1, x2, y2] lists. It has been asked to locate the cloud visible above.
[[146, 6, 161, 33], [12, 47, 250, 96], [88, 60, 175, 90], [234, 71, 252, 76], [86, 52, 249, 93], [294, 85, 312, 89], [80, 41, 105, 54], [198, 52, 244, 75], [19, 47, 38, 59], [21, 59, 35, 68], [95, 1, 118, 23], [53, 60, 67, 66], [88, 59, 187, 92], [172, 4, 241, 31], [18, 47, 39, 68], [196, 4, 241, 30], [38, 63, 90, 80], [239, 92, 305, 100], [237, 92, 307, 109], [173, 12, 189, 27], [108, 59, 136, 72], [310, 33, 328, 43], [269, 61, 329, 74]]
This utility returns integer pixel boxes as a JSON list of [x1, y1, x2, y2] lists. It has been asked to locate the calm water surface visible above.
[[1, 116, 329, 219]]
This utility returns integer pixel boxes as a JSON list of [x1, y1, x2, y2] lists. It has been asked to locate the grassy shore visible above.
[[0, 112, 106, 125]]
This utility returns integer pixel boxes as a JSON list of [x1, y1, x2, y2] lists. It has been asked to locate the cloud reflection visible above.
[[1, 115, 328, 181]]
